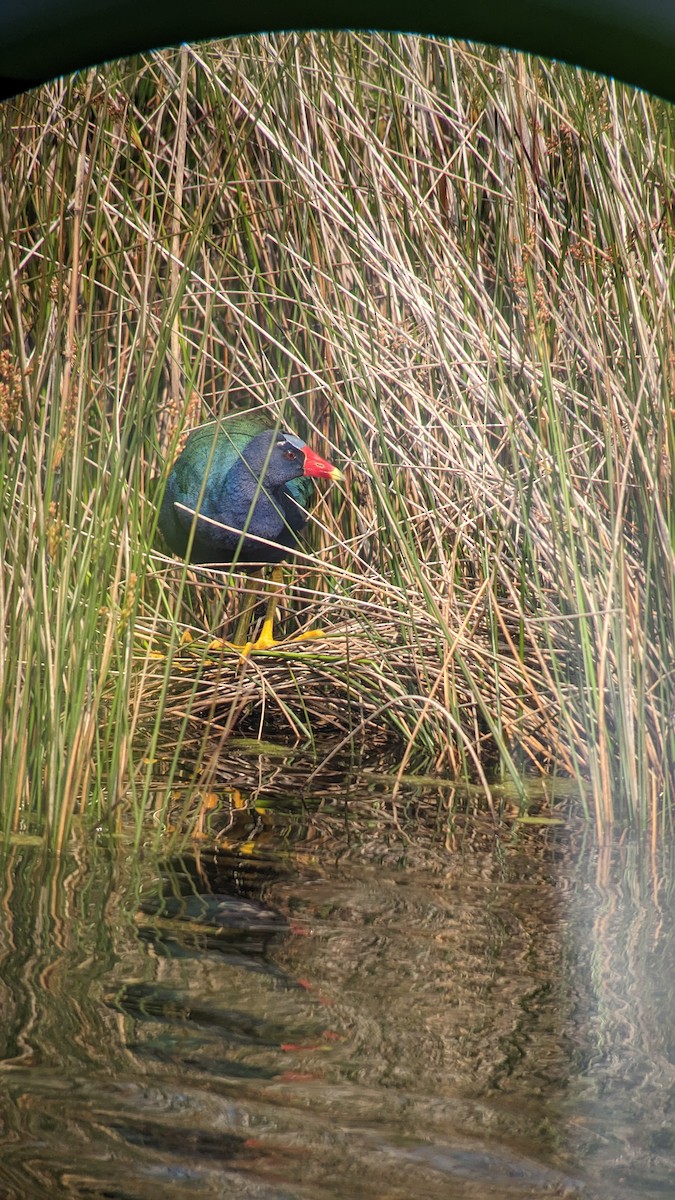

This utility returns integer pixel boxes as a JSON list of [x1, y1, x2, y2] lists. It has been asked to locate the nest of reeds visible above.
[[137, 562, 577, 782]]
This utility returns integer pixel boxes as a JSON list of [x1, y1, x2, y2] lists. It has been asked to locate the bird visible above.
[[159, 413, 343, 653]]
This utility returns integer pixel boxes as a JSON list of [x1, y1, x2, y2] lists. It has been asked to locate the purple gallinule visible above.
[[159, 414, 343, 652]]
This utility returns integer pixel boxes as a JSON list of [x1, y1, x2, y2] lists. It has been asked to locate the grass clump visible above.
[[1, 36, 674, 841]]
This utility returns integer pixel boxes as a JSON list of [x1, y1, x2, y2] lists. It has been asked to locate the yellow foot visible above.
[[209, 628, 329, 657], [250, 626, 330, 653], [205, 636, 270, 658], [287, 628, 326, 644], [206, 637, 255, 657]]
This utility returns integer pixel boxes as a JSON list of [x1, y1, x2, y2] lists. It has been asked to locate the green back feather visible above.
[[171, 413, 313, 510]]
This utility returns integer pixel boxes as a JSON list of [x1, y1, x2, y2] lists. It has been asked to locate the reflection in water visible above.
[[0, 783, 673, 1199]]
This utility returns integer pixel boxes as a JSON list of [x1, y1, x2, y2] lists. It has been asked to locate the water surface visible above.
[[0, 762, 672, 1199]]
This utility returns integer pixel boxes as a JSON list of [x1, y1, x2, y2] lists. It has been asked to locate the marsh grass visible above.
[[1, 36, 674, 843]]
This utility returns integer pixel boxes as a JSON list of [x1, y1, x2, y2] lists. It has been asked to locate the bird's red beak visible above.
[[301, 444, 344, 482]]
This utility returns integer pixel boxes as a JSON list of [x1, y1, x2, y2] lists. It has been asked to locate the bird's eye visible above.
[[282, 448, 298, 461]]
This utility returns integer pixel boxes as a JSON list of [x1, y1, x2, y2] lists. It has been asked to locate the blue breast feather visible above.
[[159, 415, 313, 565]]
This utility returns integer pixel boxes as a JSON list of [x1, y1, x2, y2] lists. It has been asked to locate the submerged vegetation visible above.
[[1, 36, 674, 841]]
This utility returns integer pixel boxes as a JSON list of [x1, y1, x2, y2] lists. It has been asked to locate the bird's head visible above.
[[246, 430, 344, 486]]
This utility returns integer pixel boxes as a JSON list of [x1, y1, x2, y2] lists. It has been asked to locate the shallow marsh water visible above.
[[0, 758, 673, 1199]]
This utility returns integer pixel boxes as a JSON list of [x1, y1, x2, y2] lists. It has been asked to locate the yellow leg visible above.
[[243, 564, 284, 653], [231, 581, 259, 647], [252, 565, 331, 652], [213, 566, 331, 657], [208, 570, 259, 653]]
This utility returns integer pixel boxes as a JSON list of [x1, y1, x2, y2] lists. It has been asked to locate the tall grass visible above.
[[1, 36, 674, 842]]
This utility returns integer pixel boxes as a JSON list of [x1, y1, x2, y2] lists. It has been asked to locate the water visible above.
[[0, 763, 673, 1199]]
